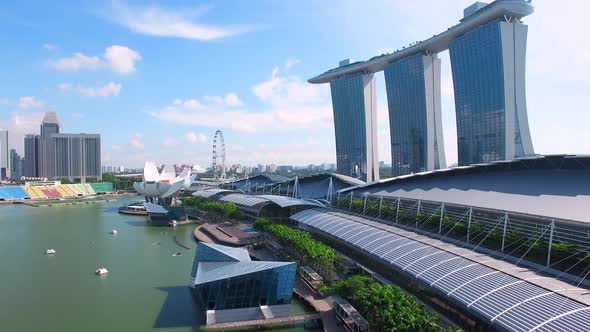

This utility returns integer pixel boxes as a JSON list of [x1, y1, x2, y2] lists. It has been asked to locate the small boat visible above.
[[109, 229, 118, 235], [172, 252, 183, 257], [95, 268, 109, 275], [45, 249, 56, 255]]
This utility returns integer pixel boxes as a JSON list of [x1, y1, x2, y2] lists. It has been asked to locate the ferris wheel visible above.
[[211, 130, 226, 180]]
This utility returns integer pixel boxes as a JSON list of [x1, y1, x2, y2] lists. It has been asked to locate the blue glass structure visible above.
[[190, 242, 296, 310], [450, 19, 534, 165], [384, 54, 446, 176], [329, 60, 379, 182]]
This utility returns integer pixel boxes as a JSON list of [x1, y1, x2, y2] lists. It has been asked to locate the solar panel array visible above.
[[291, 209, 590, 332]]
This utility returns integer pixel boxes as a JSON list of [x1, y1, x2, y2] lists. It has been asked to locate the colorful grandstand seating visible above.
[[83, 184, 96, 195], [2, 182, 113, 201], [30, 186, 47, 199], [40, 188, 62, 199], [62, 185, 75, 197], [8, 187, 29, 199], [90, 182, 114, 194], [0, 187, 21, 200], [55, 185, 70, 197]]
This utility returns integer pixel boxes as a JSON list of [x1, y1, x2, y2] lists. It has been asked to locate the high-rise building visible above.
[[24, 112, 102, 181], [329, 59, 379, 183], [0, 130, 8, 180], [24, 134, 40, 177], [9, 149, 24, 180], [53, 134, 102, 180], [449, 18, 534, 165], [384, 53, 446, 176], [309, 1, 535, 170], [38, 112, 61, 178]]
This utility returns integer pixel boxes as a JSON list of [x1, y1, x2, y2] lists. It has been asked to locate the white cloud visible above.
[[18, 96, 44, 109], [104, 45, 141, 74], [48, 53, 103, 71], [203, 92, 244, 108], [0, 112, 46, 153], [42, 43, 57, 51], [48, 46, 141, 75], [77, 82, 122, 98], [285, 58, 300, 71], [151, 66, 331, 134], [110, 1, 254, 41], [162, 137, 177, 148], [185, 132, 207, 144], [128, 133, 144, 150], [182, 99, 205, 110], [59, 83, 73, 93]]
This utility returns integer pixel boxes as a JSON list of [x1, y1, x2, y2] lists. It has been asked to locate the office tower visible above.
[[9, 149, 24, 180], [329, 59, 379, 183], [39, 112, 60, 178], [384, 53, 446, 176], [0, 130, 8, 180], [449, 18, 534, 165], [26, 112, 102, 180], [24, 134, 40, 177], [52, 134, 102, 181]]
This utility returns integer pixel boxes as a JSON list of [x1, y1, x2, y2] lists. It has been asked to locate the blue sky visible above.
[[1, 0, 589, 169]]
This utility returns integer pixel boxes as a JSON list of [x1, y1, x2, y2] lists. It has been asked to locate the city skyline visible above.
[[1, 0, 589, 169]]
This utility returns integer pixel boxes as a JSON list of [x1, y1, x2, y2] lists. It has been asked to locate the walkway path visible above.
[[204, 313, 321, 330], [294, 279, 340, 332]]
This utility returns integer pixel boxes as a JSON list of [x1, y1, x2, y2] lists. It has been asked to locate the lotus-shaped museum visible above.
[[133, 161, 193, 199]]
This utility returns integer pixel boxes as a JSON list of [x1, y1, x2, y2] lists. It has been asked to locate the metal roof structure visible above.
[[216, 192, 324, 213], [220, 193, 270, 208], [271, 173, 365, 199], [143, 202, 168, 214], [309, 0, 534, 84], [199, 242, 252, 262], [292, 208, 590, 332], [195, 261, 295, 285], [257, 195, 325, 208], [192, 188, 235, 198], [339, 155, 590, 224]]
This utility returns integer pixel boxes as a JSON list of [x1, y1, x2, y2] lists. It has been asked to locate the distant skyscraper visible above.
[[329, 59, 379, 183], [26, 112, 102, 181], [384, 53, 446, 176], [53, 134, 102, 180], [449, 18, 534, 165], [24, 134, 40, 177], [9, 149, 24, 180], [0, 130, 8, 180], [39, 112, 61, 178]]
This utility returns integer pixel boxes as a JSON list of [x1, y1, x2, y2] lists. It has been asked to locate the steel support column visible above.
[[547, 220, 555, 267], [501, 213, 509, 253]]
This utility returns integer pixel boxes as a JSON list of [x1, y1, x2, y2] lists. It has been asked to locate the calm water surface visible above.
[[0, 197, 203, 331]]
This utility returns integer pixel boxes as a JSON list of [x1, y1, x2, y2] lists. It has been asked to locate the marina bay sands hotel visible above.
[[309, 0, 535, 182]]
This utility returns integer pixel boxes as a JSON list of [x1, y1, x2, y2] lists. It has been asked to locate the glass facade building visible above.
[[450, 19, 534, 165], [384, 54, 446, 176], [190, 242, 296, 311], [329, 60, 379, 183]]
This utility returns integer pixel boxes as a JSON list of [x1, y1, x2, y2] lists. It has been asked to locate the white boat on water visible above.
[[45, 249, 56, 255], [109, 229, 118, 234], [95, 268, 109, 275]]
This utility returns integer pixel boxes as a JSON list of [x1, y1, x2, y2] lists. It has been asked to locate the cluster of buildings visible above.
[[0, 112, 102, 182], [311, 0, 535, 182]]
